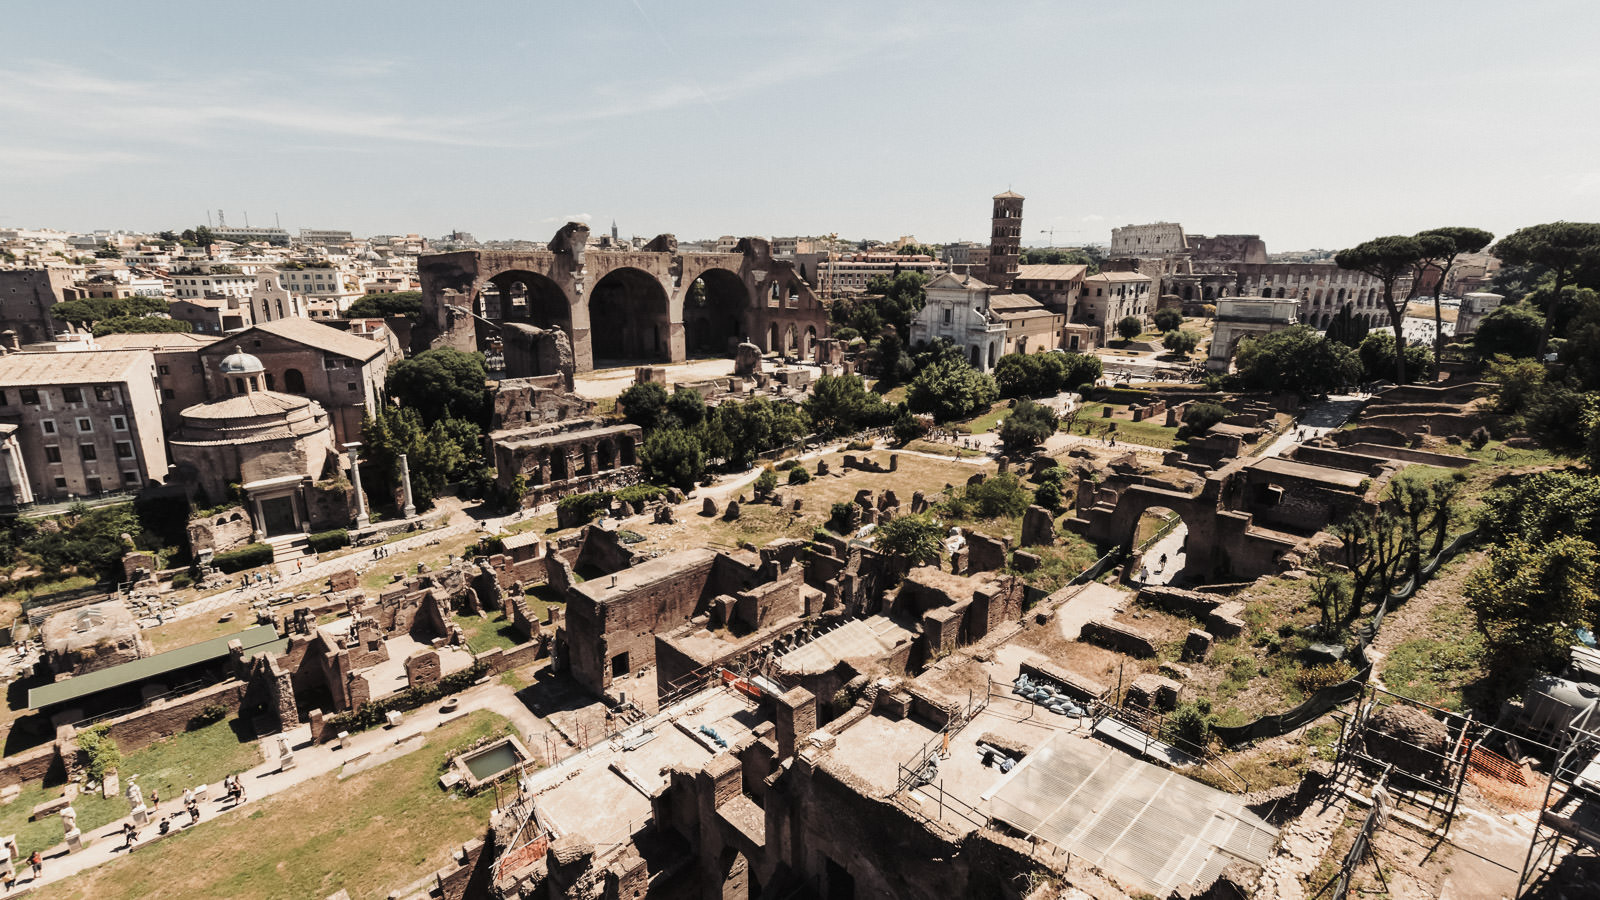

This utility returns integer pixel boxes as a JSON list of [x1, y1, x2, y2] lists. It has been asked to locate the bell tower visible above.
[[985, 191, 1024, 291]]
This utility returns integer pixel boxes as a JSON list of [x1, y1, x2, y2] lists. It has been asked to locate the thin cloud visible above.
[[0, 62, 541, 151]]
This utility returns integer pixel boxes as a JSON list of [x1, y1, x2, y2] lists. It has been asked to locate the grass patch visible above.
[[0, 718, 261, 859], [1383, 601, 1485, 712], [1063, 402, 1178, 449], [451, 612, 521, 653], [523, 585, 566, 622], [904, 439, 985, 459], [1004, 533, 1103, 593], [961, 404, 1011, 434], [36, 711, 511, 900]]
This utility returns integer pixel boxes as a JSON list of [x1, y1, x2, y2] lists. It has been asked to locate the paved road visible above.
[[1258, 393, 1368, 459]]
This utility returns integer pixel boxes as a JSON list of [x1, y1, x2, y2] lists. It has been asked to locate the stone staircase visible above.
[[267, 535, 313, 566]]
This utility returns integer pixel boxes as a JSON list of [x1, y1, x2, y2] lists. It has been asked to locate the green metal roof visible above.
[[29, 623, 281, 710]]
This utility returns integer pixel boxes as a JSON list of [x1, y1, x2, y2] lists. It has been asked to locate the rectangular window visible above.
[[41, 419, 56, 435], [157, 365, 170, 375], [85, 476, 102, 495], [347, 382, 358, 392], [76, 417, 93, 433], [95, 385, 114, 401], [79, 443, 97, 460], [122, 470, 139, 485], [53, 476, 67, 489], [112, 415, 127, 431], [62, 387, 82, 404], [0, 390, 6, 406], [115, 441, 134, 458], [44, 446, 61, 463], [161, 388, 175, 400]]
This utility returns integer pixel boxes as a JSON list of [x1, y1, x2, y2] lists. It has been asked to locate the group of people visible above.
[[370, 545, 393, 560], [223, 773, 247, 805], [237, 571, 277, 591]]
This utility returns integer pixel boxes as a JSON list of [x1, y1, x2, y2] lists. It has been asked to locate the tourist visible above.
[[29, 850, 42, 880], [123, 821, 139, 848], [187, 800, 200, 825], [3, 854, 15, 891], [149, 787, 159, 810]]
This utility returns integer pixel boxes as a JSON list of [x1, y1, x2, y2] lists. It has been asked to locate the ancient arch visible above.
[[805, 325, 817, 358], [768, 322, 781, 353], [589, 267, 671, 363], [487, 270, 571, 333], [684, 268, 748, 355], [784, 323, 799, 354], [1132, 505, 1189, 585]]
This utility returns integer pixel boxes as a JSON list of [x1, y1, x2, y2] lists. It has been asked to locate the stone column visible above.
[[251, 494, 267, 542], [398, 452, 416, 519], [345, 442, 371, 530]]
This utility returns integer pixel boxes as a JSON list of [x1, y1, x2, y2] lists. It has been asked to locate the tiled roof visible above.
[[0, 349, 153, 387]]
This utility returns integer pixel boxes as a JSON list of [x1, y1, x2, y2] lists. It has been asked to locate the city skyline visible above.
[[2, 0, 1597, 249]]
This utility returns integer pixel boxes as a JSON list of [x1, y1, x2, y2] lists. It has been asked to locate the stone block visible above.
[[1125, 674, 1181, 711], [405, 649, 441, 689], [1080, 619, 1159, 657], [1011, 550, 1042, 573], [723, 501, 740, 521], [1182, 629, 1213, 662], [701, 497, 718, 517], [1207, 602, 1246, 638], [329, 570, 359, 592], [1020, 504, 1055, 547]]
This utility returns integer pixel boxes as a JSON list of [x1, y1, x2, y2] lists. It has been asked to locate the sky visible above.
[[2, 0, 1597, 251]]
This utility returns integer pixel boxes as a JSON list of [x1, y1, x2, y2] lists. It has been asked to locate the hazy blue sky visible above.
[[2, 1, 1596, 250]]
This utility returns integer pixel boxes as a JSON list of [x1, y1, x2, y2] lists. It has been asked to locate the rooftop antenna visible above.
[[244, 211, 250, 227], [206, 210, 212, 228], [275, 212, 281, 229], [218, 210, 227, 229]]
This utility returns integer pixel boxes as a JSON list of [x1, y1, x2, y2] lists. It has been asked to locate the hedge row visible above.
[[307, 528, 350, 553], [213, 542, 272, 573]]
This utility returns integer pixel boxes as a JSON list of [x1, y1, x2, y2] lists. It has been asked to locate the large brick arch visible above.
[[418, 227, 829, 372]]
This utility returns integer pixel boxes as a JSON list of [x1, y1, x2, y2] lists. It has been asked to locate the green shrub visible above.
[[324, 661, 489, 734], [828, 501, 858, 533], [787, 466, 811, 485], [1163, 701, 1213, 751], [556, 492, 611, 524], [77, 723, 122, 781], [307, 528, 350, 553], [613, 483, 667, 505], [753, 469, 778, 498], [1295, 660, 1358, 694], [189, 703, 229, 729], [845, 439, 874, 451], [213, 542, 272, 573]]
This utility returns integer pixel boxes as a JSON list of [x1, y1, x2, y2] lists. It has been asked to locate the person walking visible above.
[[123, 821, 139, 849], [29, 851, 42, 881]]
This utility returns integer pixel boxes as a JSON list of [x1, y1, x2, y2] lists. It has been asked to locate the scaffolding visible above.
[[1517, 702, 1600, 897], [1333, 685, 1476, 836]]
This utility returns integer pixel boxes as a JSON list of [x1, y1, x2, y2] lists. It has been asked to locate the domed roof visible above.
[[218, 346, 264, 375]]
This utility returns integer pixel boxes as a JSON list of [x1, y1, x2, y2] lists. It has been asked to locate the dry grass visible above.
[[36, 711, 511, 900], [629, 449, 996, 555], [143, 601, 255, 653]]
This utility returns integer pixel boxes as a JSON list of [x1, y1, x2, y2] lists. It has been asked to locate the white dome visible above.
[[218, 346, 264, 376]]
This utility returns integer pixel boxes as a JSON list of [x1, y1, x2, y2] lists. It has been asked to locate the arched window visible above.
[[284, 368, 306, 394]]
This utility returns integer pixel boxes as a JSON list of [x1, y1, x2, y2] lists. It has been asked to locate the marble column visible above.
[[345, 442, 371, 530], [398, 452, 416, 519]]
